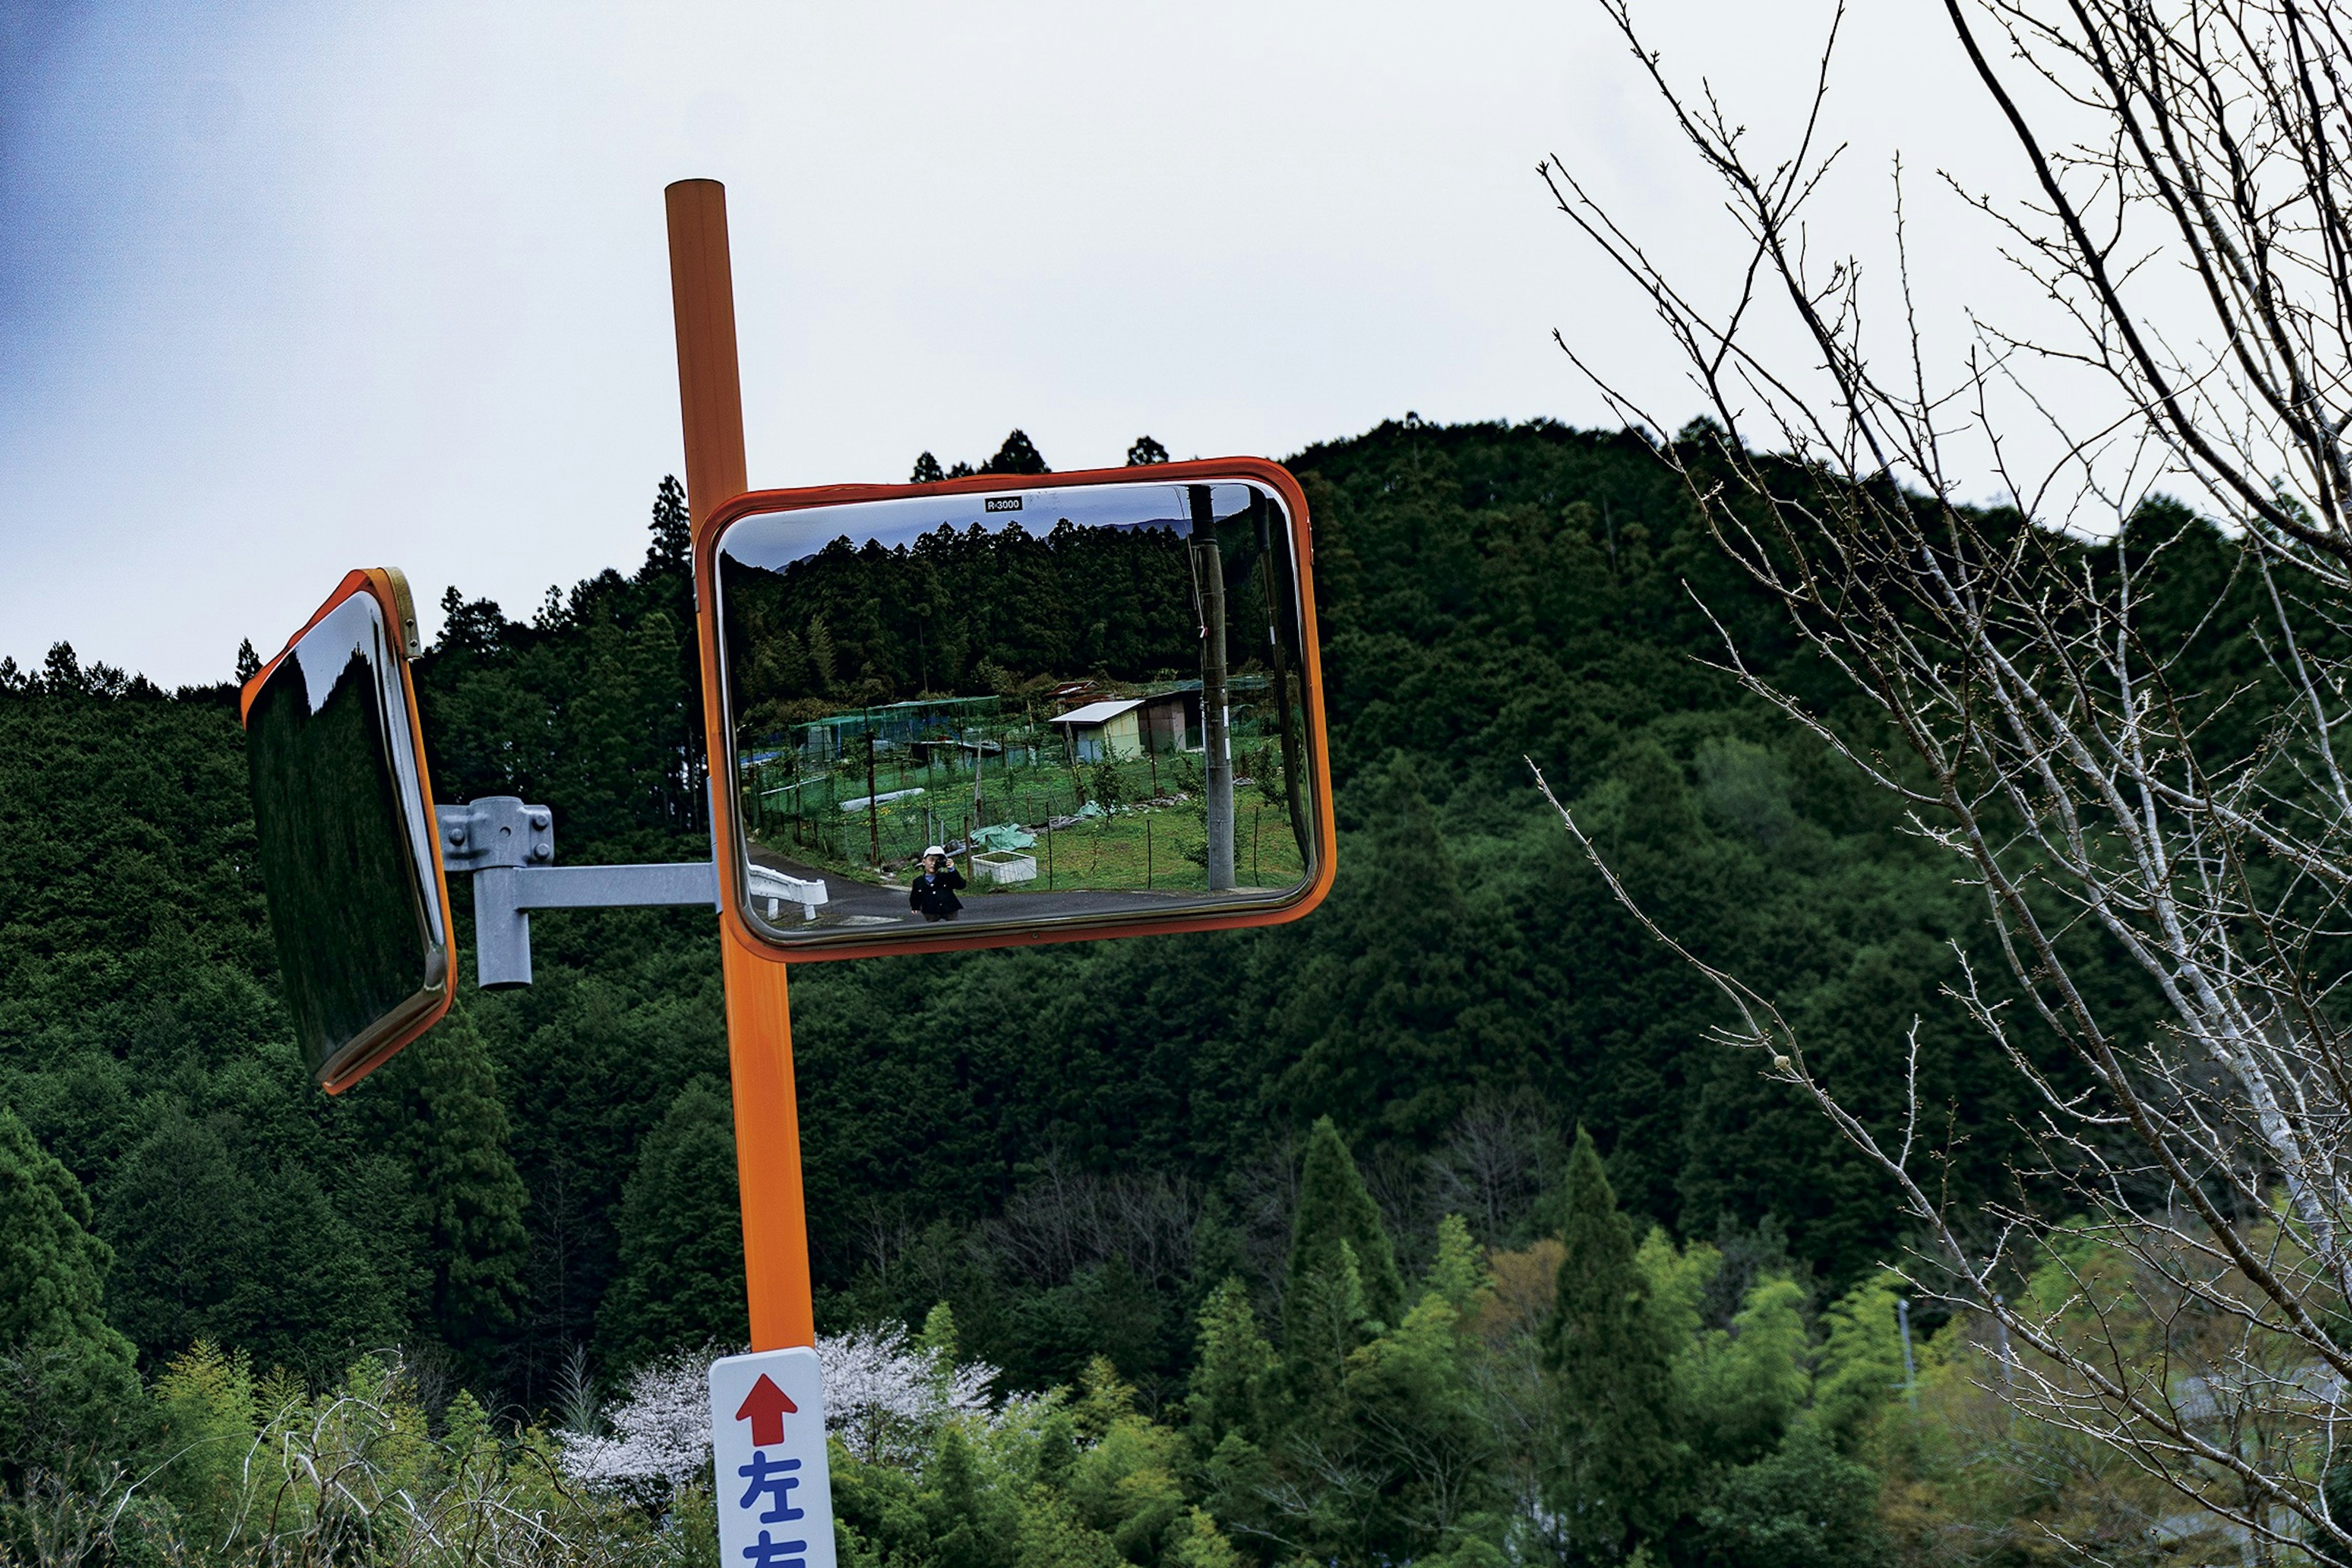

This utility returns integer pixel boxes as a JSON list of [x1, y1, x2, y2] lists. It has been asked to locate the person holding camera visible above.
[[910, 846, 967, 921]]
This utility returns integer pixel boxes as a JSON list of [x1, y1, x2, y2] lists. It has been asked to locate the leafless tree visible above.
[[1226, 1128, 1308, 1308], [1430, 1090, 1565, 1250], [984, 1151, 1203, 1291], [1543, 0, 2352, 1550]]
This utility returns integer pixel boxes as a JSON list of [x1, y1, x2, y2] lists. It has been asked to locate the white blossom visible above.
[[561, 1346, 726, 1487], [819, 1324, 997, 1467], [558, 1328, 1003, 1485]]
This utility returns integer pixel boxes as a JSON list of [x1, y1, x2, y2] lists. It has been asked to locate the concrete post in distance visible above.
[[1189, 484, 1234, 891]]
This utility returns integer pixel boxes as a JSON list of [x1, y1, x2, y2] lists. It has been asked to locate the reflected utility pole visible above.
[[1253, 491, 1310, 867], [1190, 485, 1234, 890], [865, 728, 880, 867]]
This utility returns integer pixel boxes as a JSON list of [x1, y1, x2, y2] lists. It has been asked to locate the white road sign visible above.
[[708, 1346, 837, 1568]]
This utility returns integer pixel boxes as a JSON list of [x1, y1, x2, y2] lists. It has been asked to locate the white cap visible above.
[[924, 845, 947, 857]]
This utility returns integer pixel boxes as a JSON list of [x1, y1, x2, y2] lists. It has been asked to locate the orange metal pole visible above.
[[720, 930, 813, 1351], [666, 178, 814, 1352], [665, 179, 747, 504]]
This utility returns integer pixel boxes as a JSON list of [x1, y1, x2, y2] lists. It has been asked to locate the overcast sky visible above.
[[0, 1, 2043, 688]]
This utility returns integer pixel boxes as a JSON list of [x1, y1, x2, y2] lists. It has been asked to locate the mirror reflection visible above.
[[245, 587, 448, 1080], [715, 478, 1319, 943]]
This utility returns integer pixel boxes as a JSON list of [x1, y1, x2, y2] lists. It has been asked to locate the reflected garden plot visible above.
[[714, 478, 1322, 946]]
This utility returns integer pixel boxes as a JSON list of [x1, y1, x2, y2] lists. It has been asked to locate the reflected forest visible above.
[[244, 612, 442, 1079]]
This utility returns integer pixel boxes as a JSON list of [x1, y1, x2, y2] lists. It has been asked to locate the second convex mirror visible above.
[[709, 464, 1332, 955], [241, 568, 453, 1091]]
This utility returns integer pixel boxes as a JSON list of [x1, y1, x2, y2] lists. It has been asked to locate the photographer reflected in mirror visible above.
[[910, 846, 966, 922]]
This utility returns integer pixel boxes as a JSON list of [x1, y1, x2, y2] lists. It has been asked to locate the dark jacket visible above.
[[910, 864, 967, 919]]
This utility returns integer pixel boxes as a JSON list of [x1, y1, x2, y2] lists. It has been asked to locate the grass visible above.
[[741, 748, 1309, 895], [1005, 797, 1306, 896]]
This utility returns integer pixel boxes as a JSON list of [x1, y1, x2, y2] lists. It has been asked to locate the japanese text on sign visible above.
[[708, 1347, 836, 1568]]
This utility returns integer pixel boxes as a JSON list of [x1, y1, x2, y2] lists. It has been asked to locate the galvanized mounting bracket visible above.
[[439, 796, 556, 873], [434, 796, 718, 989]]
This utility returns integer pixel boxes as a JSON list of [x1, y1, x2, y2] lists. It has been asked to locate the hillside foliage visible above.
[[0, 418, 2255, 1562]]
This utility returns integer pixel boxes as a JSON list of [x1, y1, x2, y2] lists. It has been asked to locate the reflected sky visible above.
[[718, 480, 1272, 573]]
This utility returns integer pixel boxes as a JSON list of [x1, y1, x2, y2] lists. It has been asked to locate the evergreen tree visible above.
[[151, 1340, 258, 1545], [643, 473, 691, 581], [1689, 1427, 1887, 1568], [917, 1299, 962, 1382], [922, 1422, 1018, 1568], [1288, 1117, 1405, 1329], [1163, 1508, 1244, 1568], [42, 641, 81, 693], [1543, 1125, 1687, 1559], [980, 429, 1050, 475], [1188, 1277, 1274, 1454], [387, 1001, 530, 1357], [597, 1077, 746, 1367], [1283, 1116, 1406, 1395], [1423, 1212, 1487, 1314], [0, 1105, 141, 1479], [235, 1160, 409, 1378], [435, 586, 509, 657], [1126, 435, 1170, 466], [99, 1106, 253, 1360], [234, 638, 260, 682], [805, 615, 837, 695], [912, 451, 946, 483], [1266, 758, 1536, 1143]]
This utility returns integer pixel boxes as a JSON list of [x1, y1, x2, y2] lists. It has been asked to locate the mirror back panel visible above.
[[242, 570, 453, 1089], [703, 462, 1332, 957]]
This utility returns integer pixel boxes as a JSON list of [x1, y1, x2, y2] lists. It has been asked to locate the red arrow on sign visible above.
[[734, 1374, 799, 1448]]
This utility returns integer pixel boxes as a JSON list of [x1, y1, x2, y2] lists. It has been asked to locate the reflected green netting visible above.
[[741, 701, 1274, 836], [734, 735, 1308, 895]]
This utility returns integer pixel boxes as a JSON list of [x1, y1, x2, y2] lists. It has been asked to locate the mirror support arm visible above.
[[435, 796, 719, 987], [470, 860, 719, 989]]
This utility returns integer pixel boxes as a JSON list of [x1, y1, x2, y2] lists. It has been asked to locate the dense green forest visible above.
[[720, 515, 1206, 727], [0, 418, 2252, 1562]]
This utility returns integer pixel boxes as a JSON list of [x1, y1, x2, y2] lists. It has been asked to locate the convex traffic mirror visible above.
[[704, 462, 1334, 956], [241, 569, 454, 1091]]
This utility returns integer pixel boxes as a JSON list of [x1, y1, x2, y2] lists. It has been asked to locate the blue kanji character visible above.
[[737, 1451, 805, 1523], [739, 1529, 807, 1567]]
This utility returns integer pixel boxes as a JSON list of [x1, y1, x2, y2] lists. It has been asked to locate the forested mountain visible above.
[[1, 417, 2241, 1562]]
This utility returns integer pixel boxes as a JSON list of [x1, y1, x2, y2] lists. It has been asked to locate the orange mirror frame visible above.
[[693, 458, 1338, 963]]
